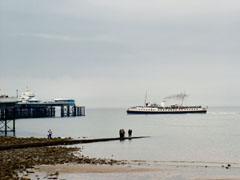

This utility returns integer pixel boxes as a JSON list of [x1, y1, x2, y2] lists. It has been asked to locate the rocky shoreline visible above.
[[0, 137, 122, 180]]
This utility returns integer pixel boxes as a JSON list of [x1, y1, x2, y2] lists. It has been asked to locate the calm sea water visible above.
[[15, 107, 240, 164]]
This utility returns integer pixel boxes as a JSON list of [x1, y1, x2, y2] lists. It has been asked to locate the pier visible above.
[[0, 97, 85, 136]]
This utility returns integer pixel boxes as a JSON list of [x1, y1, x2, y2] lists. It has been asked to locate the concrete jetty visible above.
[[0, 136, 149, 151]]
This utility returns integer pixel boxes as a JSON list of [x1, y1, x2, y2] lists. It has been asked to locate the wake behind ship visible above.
[[127, 93, 207, 114]]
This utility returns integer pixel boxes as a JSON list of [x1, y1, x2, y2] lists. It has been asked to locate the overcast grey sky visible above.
[[1, 0, 240, 108]]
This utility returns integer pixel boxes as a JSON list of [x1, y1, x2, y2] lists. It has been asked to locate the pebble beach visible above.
[[0, 137, 122, 180], [1, 136, 240, 180]]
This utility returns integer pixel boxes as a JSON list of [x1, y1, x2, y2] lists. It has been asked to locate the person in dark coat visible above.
[[128, 129, 132, 137], [119, 129, 122, 138], [119, 129, 125, 138]]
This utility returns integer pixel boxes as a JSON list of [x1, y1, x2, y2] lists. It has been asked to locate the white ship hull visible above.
[[127, 106, 207, 114]]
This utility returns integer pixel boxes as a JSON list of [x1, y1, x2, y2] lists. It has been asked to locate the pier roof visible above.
[[0, 97, 18, 107], [16, 101, 76, 107], [0, 97, 18, 103]]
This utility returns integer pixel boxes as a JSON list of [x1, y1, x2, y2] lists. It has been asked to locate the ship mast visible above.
[[144, 90, 147, 106]]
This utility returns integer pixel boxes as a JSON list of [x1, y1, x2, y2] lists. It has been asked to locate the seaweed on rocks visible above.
[[0, 137, 121, 180]]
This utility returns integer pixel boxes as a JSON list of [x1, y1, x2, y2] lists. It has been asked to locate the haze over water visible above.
[[16, 107, 240, 164]]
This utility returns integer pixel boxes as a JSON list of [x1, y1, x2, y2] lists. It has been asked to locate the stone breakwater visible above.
[[0, 136, 65, 146], [0, 137, 122, 180], [0, 136, 148, 151]]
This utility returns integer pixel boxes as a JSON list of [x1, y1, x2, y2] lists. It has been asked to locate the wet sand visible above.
[[30, 160, 240, 180], [30, 163, 240, 180], [35, 163, 168, 173]]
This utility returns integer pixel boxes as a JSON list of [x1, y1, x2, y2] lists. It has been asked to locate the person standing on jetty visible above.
[[48, 129, 52, 139], [119, 129, 121, 138], [128, 129, 132, 137], [119, 129, 125, 138]]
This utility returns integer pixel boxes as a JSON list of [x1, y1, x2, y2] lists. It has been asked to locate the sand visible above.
[[35, 163, 168, 173], [31, 162, 240, 180]]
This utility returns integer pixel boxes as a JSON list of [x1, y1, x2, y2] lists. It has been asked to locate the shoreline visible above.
[[1, 137, 240, 180]]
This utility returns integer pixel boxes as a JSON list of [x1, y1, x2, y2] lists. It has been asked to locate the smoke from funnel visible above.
[[164, 93, 189, 101]]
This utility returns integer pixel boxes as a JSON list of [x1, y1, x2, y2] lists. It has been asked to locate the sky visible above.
[[0, 0, 240, 108]]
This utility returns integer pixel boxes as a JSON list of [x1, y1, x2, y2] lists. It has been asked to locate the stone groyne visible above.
[[0, 136, 149, 151]]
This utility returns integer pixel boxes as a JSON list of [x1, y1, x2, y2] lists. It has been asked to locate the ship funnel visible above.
[[161, 101, 166, 107]]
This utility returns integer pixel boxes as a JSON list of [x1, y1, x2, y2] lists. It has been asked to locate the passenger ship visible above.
[[127, 93, 207, 114]]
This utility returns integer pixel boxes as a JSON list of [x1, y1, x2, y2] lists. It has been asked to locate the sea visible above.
[[13, 107, 240, 179]]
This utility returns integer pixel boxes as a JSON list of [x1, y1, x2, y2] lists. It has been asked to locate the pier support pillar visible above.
[[61, 106, 64, 117], [4, 119, 7, 136], [67, 106, 70, 117], [80, 107, 85, 116], [28, 107, 33, 118], [50, 107, 54, 117], [0, 107, 16, 136], [13, 119, 15, 136], [72, 106, 76, 116]]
